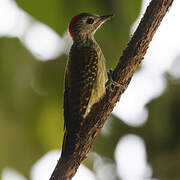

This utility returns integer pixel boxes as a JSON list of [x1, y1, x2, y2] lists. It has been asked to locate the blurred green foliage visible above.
[[0, 0, 180, 179]]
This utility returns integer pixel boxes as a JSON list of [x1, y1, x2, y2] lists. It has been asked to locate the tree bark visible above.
[[50, 0, 174, 179]]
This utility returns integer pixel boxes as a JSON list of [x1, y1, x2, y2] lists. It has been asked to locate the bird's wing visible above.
[[63, 46, 98, 130], [63, 68, 70, 130]]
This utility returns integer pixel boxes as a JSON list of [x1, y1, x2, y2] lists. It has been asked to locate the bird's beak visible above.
[[96, 14, 113, 27], [100, 14, 114, 22], [93, 14, 113, 32]]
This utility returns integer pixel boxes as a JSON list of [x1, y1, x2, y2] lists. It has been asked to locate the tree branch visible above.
[[50, 0, 174, 179]]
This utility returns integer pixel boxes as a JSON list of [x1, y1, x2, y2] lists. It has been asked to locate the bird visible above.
[[62, 13, 113, 157]]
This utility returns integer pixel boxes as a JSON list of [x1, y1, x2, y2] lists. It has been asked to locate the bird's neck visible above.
[[73, 34, 97, 47]]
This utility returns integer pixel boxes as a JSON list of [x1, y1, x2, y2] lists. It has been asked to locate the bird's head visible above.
[[68, 13, 113, 41]]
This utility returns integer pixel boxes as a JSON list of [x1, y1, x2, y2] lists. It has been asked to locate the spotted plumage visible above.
[[63, 13, 113, 133], [64, 44, 104, 130]]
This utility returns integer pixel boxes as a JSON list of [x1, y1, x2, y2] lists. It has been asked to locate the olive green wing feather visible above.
[[63, 46, 98, 130]]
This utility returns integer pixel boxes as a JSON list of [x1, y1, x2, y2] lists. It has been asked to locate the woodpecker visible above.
[[62, 13, 113, 156]]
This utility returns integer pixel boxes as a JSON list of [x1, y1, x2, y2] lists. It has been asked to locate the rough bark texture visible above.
[[50, 0, 174, 179]]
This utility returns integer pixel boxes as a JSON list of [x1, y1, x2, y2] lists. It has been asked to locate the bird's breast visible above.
[[86, 47, 106, 115]]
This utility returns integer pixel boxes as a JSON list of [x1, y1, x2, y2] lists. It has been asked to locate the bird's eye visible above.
[[86, 18, 94, 24]]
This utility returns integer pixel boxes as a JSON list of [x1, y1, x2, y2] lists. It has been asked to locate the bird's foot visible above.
[[107, 69, 126, 91]]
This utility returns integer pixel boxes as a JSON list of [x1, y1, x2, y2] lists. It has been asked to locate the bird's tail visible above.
[[61, 129, 68, 158], [61, 128, 77, 158]]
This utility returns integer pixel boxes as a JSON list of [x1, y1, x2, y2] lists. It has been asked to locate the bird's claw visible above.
[[107, 69, 126, 91]]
